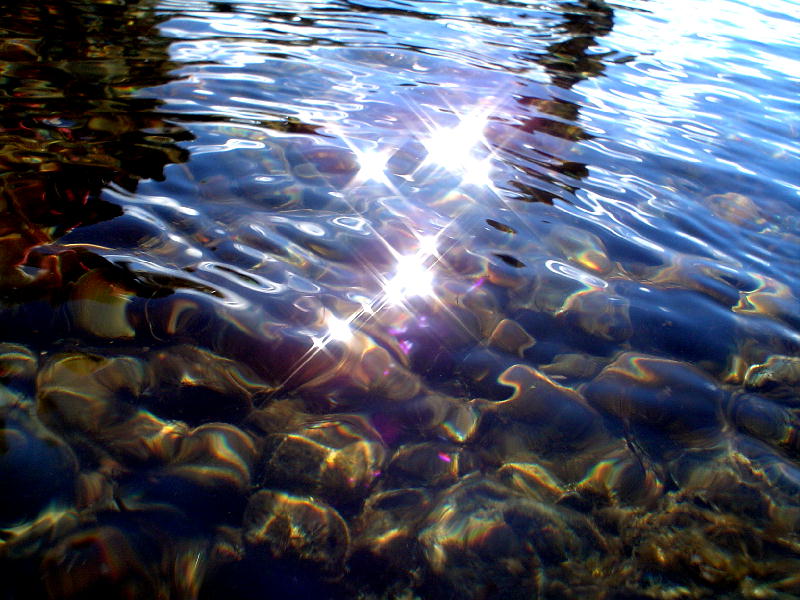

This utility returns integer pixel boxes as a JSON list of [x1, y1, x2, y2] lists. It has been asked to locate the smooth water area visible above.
[[1, 0, 800, 598]]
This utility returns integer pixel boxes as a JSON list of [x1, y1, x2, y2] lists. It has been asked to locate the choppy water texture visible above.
[[2, 0, 800, 597]]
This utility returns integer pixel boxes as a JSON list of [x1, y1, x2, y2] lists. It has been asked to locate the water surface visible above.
[[1, 0, 800, 598]]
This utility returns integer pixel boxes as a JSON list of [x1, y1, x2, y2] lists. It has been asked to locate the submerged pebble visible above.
[[260, 416, 386, 506], [243, 489, 350, 576], [584, 353, 725, 455], [0, 403, 78, 527]]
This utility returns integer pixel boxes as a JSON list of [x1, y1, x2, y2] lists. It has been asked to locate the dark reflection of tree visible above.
[[0, 0, 190, 297], [539, 0, 614, 89], [504, 0, 615, 204]]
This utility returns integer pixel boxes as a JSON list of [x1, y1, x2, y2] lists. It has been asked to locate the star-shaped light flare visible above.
[[382, 244, 437, 307], [422, 110, 488, 169], [325, 123, 399, 193], [415, 103, 502, 191], [350, 145, 396, 188], [272, 93, 518, 395]]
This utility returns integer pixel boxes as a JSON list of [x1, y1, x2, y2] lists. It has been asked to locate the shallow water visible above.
[[2, 0, 800, 598]]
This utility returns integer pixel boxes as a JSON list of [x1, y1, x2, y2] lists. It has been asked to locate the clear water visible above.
[[1, 0, 800, 598]]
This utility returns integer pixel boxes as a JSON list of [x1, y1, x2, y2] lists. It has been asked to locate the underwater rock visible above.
[[734, 274, 800, 329], [39, 510, 210, 600], [457, 347, 520, 400], [378, 392, 484, 443], [385, 441, 475, 489], [40, 523, 164, 599], [98, 410, 187, 466], [260, 415, 386, 505], [0, 505, 81, 576], [704, 192, 762, 226], [584, 353, 725, 456], [477, 416, 627, 488], [417, 474, 608, 600], [539, 352, 608, 382], [619, 496, 800, 598], [486, 317, 536, 357], [569, 445, 665, 509], [350, 487, 431, 580], [289, 145, 359, 189], [744, 355, 800, 402], [145, 345, 266, 425], [244, 397, 313, 436], [728, 392, 800, 456], [428, 395, 484, 444], [730, 435, 800, 506], [37, 352, 186, 465], [37, 353, 148, 434], [75, 468, 118, 513], [621, 282, 738, 369], [668, 447, 780, 528], [545, 224, 612, 275], [243, 489, 350, 577], [506, 259, 630, 353], [493, 363, 606, 447], [68, 269, 136, 339], [524, 258, 610, 317], [120, 423, 257, 526], [437, 277, 505, 342], [295, 334, 423, 408], [497, 461, 566, 504], [0, 342, 37, 395], [559, 288, 632, 343], [642, 255, 743, 308], [0, 402, 78, 527]]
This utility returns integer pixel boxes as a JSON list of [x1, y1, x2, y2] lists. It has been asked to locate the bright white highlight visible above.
[[417, 234, 439, 257], [382, 237, 439, 306], [325, 314, 354, 343], [461, 157, 493, 186], [383, 255, 435, 305], [422, 111, 489, 172], [353, 147, 392, 185], [310, 311, 355, 353]]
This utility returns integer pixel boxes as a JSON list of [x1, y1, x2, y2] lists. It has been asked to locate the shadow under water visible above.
[[2, 0, 800, 598]]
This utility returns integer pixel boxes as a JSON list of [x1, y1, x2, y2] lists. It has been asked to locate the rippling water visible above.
[[2, 0, 800, 598]]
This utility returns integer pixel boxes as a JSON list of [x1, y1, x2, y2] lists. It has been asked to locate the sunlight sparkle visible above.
[[422, 110, 489, 172], [383, 253, 435, 305], [353, 146, 394, 186], [325, 314, 354, 343]]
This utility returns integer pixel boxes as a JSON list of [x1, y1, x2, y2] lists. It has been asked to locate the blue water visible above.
[[1, 0, 800, 598]]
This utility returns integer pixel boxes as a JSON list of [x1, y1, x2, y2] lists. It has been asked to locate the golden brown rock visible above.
[[486, 318, 535, 356], [146, 344, 266, 424], [705, 192, 762, 226], [68, 269, 135, 339], [243, 489, 350, 576], [0, 342, 37, 392], [350, 488, 431, 576], [744, 355, 800, 400], [386, 442, 473, 488], [418, 475, 607, 600], [260, 415, 386, 504], [546, 225, 612, 274]]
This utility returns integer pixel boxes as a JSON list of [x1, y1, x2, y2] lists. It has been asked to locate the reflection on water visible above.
[[0, 0, 189, 313], [2, 0, 800, 597]]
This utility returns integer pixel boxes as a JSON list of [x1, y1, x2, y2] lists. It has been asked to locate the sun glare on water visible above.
[[383, 252, 436, 306], [422, 110, 493, 181]]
